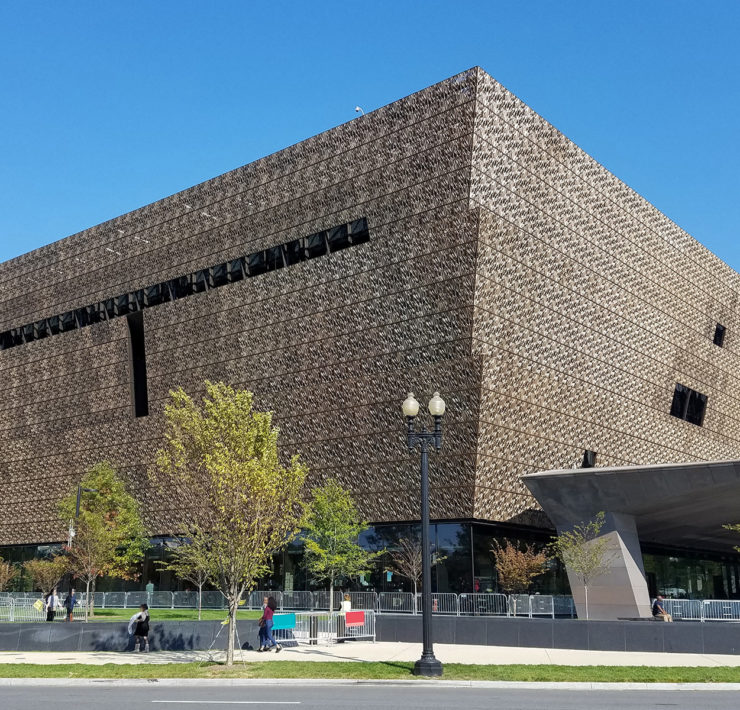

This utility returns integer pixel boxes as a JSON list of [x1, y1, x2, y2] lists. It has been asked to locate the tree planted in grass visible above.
[[389, 536, 446, 613], [549, 512, 613, 620], [23, 557, 68, 598], [0, 557, 18, 592], [59, 462, 149, 620], [304, 479, 380, 611], [491, 540, 548, 615], [158, 527, 214, 620], [155, 382, 307, 665]]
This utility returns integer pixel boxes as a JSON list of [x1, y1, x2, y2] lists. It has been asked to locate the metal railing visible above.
[[1, 589, 580, 619], [0, 597, 46, 622], [272, 611, 376, 646]]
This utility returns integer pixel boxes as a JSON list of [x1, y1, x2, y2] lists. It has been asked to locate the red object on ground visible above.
[[345, 611, 365, 627]]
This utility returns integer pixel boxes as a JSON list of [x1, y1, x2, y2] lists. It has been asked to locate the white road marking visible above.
[[151, 702, 300, 706]]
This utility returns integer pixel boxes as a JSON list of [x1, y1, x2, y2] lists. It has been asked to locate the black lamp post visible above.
[[402, 391, 445, 678]]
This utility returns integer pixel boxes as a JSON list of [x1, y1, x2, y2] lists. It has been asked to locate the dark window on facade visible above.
[[349, 217, 370, 244], [581, 450, 597, 468], [714, 323, 726, 347], [211, 262, 229, 287], [127, 312, 149, 418], [247, 250, 267, 276], [670, 383, 707, 426], [228, 258, 245, 282], [60, 311, 76, 332], [168, 275, 192, 300], [34, 320, 49, 339], [306, 231, 328, 258], [193, 269, 211, 293], [283, 238, 306, 266], [264, 245, 284, 271], [327, 224, 350, 251]]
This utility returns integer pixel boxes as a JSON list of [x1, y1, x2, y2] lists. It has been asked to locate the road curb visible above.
[[0, 678, 739, 690]]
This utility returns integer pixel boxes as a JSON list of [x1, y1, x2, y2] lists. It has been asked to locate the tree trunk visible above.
[[413, 581, 418, 615], [226, 593, 237, 666], [85, 580, 91, 622], [198, 586, 202, 621], [584, 584, 589, 621], [89, 578, 96, 618], [328, 580, 334, 612]]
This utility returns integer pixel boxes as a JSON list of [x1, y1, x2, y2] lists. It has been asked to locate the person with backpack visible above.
[[128, 603, 150, 652], [63, 588, 77, 622]]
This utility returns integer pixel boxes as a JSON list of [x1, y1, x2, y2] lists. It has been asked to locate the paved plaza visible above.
[[2, 642, 740, 667]]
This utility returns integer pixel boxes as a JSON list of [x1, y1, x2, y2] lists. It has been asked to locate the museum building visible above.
[[2, 68, 740, 602]]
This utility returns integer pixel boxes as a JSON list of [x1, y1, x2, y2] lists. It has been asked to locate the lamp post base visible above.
[[413, 653, 444, 677]]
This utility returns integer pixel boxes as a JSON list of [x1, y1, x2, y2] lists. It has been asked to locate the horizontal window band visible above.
[[0, 217, 370, 352]]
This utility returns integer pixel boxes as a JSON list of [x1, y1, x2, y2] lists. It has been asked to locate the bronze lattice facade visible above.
[[2, 67, 740, 547]]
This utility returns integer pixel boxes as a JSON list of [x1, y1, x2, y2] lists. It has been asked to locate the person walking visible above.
[[45, 588, 60, 622], [128, 603, 150, 652], [63, 588, 77, 622], [257, 595, 269, 651], [258, 596, 281, 653]]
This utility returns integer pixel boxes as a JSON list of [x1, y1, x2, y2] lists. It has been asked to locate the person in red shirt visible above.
[[258, 596, 281, 652]]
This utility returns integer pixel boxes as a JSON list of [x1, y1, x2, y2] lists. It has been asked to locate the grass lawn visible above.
[[73, 608, 263, 622], [0, 662, 739, 682]]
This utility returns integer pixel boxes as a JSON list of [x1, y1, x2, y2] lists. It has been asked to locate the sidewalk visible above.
[[2, 642, 740, 667]]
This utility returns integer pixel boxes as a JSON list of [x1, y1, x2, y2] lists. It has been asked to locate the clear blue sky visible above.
[[1, 1, 739, 269]]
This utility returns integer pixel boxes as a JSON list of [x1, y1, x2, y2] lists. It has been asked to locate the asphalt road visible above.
[[1, 685, 738, 709]]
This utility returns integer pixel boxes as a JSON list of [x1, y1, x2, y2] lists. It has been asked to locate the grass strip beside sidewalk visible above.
[[1, 662, 740, 682]]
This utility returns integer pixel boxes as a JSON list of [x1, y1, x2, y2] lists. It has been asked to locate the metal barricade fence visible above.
[[416, 592, 458, 615], [3, 598, 46, 622], [378, 591, 416, 614], [246, 590, 281, 610], [103, 591, 126, 608], [458, 593, 508, 616], [126, 591, 149, 608], [272, 611, 376, 646], [703, 600, 740, 621], [173, 591, 199, 608], [347, 592, 378, 610], [281, 591, 313, 610], [553, 595, 576, 618], [201, 591, 227, 609], [663, 599, 702, 621], [150, 591, 174, 608], [529, 595, 554, 618], [336, 610, 375, 641], [310, 591, 344, 611], [508, 594, 531, 617]]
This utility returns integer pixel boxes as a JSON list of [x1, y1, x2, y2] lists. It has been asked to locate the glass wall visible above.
[[6, 527, 740, 599], [642, 545, 740, 600]]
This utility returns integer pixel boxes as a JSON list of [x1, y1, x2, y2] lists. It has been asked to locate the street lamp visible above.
[[67, 486, 98, 547], [402, 391, 445, 677]]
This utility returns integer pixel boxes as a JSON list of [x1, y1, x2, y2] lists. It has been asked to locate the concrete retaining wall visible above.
[[4, 616, 740, 655], [0, 620, 260, 653], [375, 615, 740, 655]]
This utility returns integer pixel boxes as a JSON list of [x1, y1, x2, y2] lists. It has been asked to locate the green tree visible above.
[[0, 558, 19, 592], [155, 381, 307, 665], [158, 527, 214, 620], [23, 557, 68, 598], [549, 512, 613, 620], [304, 479, 380, 611], [59, 462, 149, 620]]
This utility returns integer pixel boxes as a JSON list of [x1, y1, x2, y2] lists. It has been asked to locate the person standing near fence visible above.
[[63, 588, 77, 622], [128, 603, 150, 652], [45, 588, 60, 622], [258, 596, 281, 653]]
